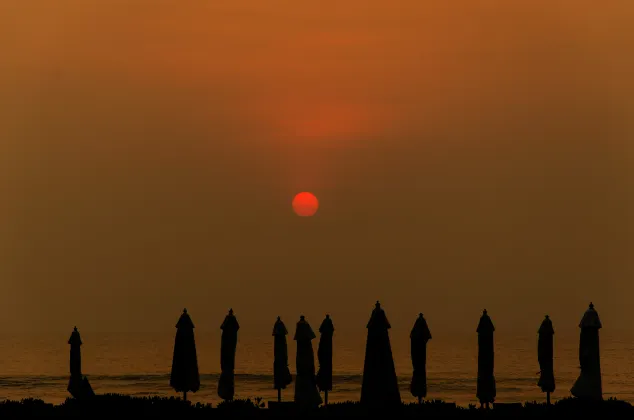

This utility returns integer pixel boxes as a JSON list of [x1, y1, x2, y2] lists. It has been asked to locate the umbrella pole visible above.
[[277, 388, 281, 403], [183, 391, 187, 402], [547, 391, 550, 405], [325, 390, 328, 405], [418, 396, 422, 404]]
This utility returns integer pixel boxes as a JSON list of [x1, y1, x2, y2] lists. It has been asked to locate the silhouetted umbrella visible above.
[[294, 315, 322, 408], [360, 301, 401, 408], [316, 314, 334, 405], [476, 309, 496, 409], [273, 316, 292, 402], [410, 313, 432, 403], [218, 308, 240, 401], [571, 302, 603, 400], [170, 308, 200, 401], [537, 315, 555, 404], [67, 326, 95, 399], [67, 327, 83, 398]]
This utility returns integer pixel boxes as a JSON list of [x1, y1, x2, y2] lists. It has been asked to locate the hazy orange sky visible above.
[[1, 1, 632, 336]]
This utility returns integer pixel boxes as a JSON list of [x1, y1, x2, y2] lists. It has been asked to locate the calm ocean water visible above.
[[1, 330, 633, 407]]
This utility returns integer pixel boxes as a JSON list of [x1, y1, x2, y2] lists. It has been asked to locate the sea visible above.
[[1, 329, 633, 407]]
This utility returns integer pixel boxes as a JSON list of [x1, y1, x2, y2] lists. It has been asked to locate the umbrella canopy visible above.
[[537, 315, 555, 393], [294, 316, 322, 407], [571, 302, 603, 400], [273, 317, 293, 391], [170, 309, 200, 396], [218, 308, 240, 401], [476, 309, 496, 405], [68, 327, 82, 379], [410, 313, 432, 400], [316, 315, 334, 393], [360, 301, 401, 408]]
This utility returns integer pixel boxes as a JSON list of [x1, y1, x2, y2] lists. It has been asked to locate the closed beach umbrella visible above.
[[218, 308, 240, 401], [360, 301, 401, 408], [537, 315, 555, 404], [316, 314, 334, 404], [273, 316, 292, 402], [410, 313, 432, 403], [571, 302, 603, 400], [67, 326, 95, 399], [476, 309, 496, 409], [67, 326, 83, 398], [294, 315, 322, 408], [170, 308, 200, 401]]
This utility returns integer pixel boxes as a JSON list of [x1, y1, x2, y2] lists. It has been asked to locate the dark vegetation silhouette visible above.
[[538, 315, 555, 404], [316, 314, 334, 405], [571, 303, 603, 400], [272, 317, 292, 402], [170, 309, 200, 401], [410, 313, 432, 403], [360, 301, 400, 409], [293, 316, 322, 408], [218, 308, 239, 401], [476, 309, 496, 409], [67, 327, 95, 399], [1, 396, 632, 418]]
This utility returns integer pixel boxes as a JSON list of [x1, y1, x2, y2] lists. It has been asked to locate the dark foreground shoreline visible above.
[[1, 396, 633, 418]]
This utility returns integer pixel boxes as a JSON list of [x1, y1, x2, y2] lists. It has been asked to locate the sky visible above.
[[0, 1, 632, 337]]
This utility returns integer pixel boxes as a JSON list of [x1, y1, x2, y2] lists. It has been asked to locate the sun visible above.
[[292, 192, 319, 217]]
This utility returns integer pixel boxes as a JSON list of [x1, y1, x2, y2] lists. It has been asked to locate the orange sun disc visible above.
[[292, 192, 319, 217]]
